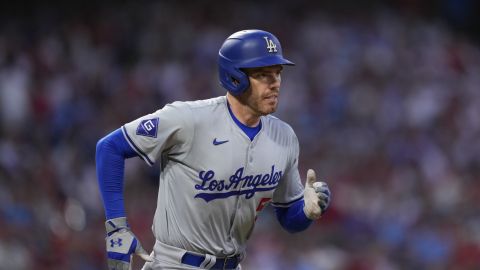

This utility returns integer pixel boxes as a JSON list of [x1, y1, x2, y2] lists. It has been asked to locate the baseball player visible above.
[[96, 29, 331, 270]]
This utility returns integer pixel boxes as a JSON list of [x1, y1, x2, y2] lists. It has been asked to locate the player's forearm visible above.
[[96, 128, 137, 219], [274, 199, 313, 233]]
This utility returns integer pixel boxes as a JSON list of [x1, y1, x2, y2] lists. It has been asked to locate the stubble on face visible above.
[[226, 65, 283, 127], [242, 65, 282, 116], [244, 88, 278, 116]]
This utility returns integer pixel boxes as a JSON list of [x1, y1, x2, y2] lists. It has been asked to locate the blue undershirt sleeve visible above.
[[96, 128, 138, 220], [274, 199, 313, 233]]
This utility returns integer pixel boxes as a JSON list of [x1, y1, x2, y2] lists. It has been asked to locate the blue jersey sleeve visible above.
[[96, 128, 138, 219], [274, 199, 313, 233]]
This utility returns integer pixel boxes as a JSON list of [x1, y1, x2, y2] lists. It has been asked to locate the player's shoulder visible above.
[[160, 96, 226, 115], [184, 96, 226, 110], [263, 114, 295, 132], [261, 115, 298, 143], [168, 96, 226, 111]]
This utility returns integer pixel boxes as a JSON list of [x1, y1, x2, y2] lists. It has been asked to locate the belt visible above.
[[181, 252, 239, 270]]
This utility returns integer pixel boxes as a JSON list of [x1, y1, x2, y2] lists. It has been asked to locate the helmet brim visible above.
[[237, 55, 295, 68]]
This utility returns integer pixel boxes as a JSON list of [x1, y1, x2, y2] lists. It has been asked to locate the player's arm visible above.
[[96, 128, 152, 269], [96, 128, 137, 219], [273, 169, 331, 233], [272, 131, 331, 233], [274, 198, 312, 233], [96, 102, 193, 269]]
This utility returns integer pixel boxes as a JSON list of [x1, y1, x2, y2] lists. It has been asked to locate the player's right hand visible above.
[[105, 217, 153, 270]]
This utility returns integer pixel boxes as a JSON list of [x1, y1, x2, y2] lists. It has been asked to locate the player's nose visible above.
[[269, 74, 281, 89]]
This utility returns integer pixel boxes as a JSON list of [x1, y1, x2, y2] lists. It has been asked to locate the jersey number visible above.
[[255, 198, 272, 222]]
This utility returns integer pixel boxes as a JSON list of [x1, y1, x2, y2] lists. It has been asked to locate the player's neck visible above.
[[226, 94, 261, 127]]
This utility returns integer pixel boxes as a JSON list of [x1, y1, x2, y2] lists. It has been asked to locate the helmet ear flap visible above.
[[218, 61, 250, 95]]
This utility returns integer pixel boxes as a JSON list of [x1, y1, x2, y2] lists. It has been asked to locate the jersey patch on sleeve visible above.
[[136, 118, 159, 138]]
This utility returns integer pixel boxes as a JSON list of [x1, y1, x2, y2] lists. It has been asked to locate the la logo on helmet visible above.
[[263, 36, 277, 53]]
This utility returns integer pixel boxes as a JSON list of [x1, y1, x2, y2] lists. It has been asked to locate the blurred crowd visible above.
[[0, 1, 479, 270]]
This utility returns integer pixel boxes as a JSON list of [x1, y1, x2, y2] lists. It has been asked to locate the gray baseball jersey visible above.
[[122, 96, 304, 257]]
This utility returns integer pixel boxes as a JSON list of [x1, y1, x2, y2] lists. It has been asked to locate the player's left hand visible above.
[[303, 169, 331, 220], [105, 217, 153, 270]]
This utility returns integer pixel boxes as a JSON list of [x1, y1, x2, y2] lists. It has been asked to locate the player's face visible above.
[[243, 65, 283, 116]]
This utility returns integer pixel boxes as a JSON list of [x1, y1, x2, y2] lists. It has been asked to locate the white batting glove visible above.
[[105, 217, 153, 270], [303, 169, 331, 220]]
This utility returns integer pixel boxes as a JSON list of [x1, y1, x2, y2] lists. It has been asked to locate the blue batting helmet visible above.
[[218, 29, 295, 95]]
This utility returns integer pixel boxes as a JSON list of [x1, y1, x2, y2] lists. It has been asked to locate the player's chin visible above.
[[261, 103, 278, 115]]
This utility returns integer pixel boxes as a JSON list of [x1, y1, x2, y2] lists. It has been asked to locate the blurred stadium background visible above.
[[0, 1, 479, 269]]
